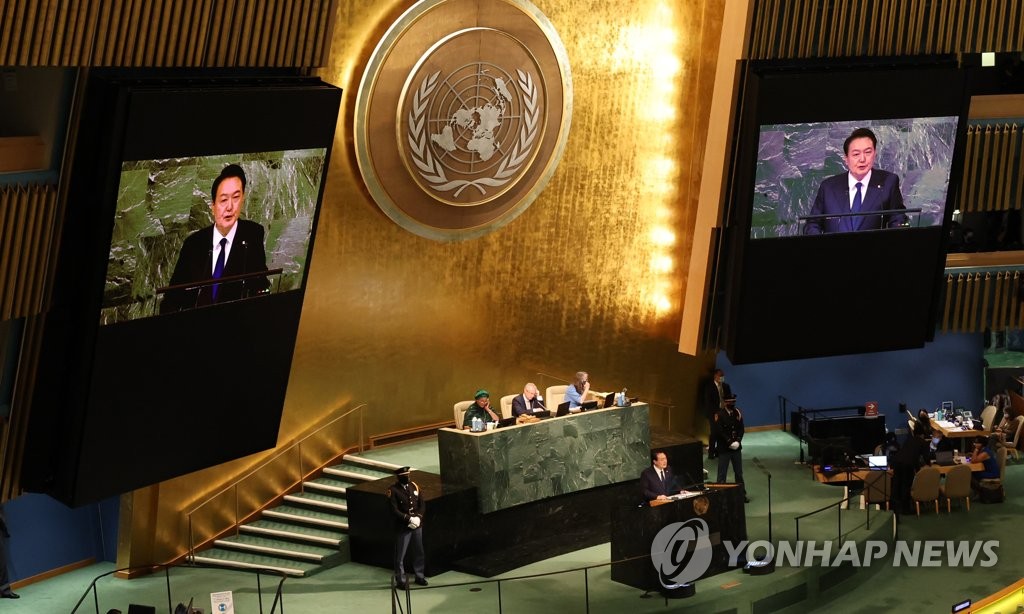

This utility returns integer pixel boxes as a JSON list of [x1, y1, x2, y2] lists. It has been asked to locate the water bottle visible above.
[[472, 416, 483, 432]]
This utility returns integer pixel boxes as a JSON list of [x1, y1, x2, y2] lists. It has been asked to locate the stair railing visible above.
[[185, 403, 367, 564]]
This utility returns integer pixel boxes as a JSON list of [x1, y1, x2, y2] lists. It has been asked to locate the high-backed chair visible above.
[[910, 466, 941, 516], [981, 405, 998, 431], [860, 470, 891, 510], [453, 400, 474, 429], [545, 385, 568, 410], [941, 464, 972, 513], [500, 394, 517, 420], [1004, 416, 1024, 461]]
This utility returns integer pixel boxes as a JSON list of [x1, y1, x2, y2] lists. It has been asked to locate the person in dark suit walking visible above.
[[388, 466, 427, 590], [804, 127, 908, 235], [160, 164, 270, 313]]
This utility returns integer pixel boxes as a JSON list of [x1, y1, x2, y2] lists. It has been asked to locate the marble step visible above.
[[213, 534, 342, 563], [240, 519, 348, 547], [263, 504, 348, 530], [284, 491, 348, 513]]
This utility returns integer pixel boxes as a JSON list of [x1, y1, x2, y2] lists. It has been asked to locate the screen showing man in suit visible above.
[[159, 164, 270, 313], [748, 117, 957, 239], [101, 148, 327, 325], [803, 127, 906, 235]]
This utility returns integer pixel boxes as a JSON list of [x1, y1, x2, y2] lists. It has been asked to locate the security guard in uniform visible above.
[[388, 466, 427, 589]]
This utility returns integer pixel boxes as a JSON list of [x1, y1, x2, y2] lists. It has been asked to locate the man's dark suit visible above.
[[160, 219, 270, 313], [804, 169, 908, 235], [702, 378, 731, 420], [640, 465, 679, 501], [511, 394, 545, 417]]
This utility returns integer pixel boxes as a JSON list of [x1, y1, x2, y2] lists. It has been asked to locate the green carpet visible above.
[[12, 431, 1023, 613]]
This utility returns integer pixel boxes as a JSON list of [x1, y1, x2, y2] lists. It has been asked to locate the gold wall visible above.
[[126, 0, 725, 565]]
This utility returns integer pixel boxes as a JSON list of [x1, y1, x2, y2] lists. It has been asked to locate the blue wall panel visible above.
[[718, 333, 985, 432]]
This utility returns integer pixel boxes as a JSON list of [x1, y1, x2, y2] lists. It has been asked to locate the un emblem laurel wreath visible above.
[[408, 69, 539, 197]]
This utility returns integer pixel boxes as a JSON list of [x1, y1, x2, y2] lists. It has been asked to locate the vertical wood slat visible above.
[[0, 186, 56, 321], [942, 274, 954, 332], [960, 126, 979, 213], [993, 124, 1011, 211], [952, 273, 967, 332], [979, 273, 992, 332], [992, 272, 1005, 330], [966, 273, 979, 332], [0, 0, 338, 68]]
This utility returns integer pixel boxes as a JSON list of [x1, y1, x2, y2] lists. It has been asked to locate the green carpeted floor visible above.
[[10, 431, 1023, 613]]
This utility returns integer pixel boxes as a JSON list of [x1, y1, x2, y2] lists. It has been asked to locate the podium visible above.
[[610, 484, 747, 590]]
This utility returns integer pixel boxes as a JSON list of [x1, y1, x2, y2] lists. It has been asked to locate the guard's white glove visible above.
[[729, 441, 740, 450], [408, 516, 421, 529]]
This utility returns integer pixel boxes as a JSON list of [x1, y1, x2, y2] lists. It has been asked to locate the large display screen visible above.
[[103, 149, 325, 324], [24, 71, 341, 506], [716, 59, 970, 364], [751, 117, 959, 239]]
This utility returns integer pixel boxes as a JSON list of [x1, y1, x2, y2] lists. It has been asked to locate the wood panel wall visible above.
[[0, 0, 335, 67], [750, 0, 1024, 59]]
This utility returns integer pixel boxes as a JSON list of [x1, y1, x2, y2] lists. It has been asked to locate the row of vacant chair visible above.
[[453, 385, 575, 427]]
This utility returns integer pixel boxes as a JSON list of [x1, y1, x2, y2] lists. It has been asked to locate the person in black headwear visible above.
[[710, 394, 749, 503], [387, 466, 426, 590]]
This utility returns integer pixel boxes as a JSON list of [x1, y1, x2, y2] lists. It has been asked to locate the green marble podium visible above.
[[437, 403, 651, 513]]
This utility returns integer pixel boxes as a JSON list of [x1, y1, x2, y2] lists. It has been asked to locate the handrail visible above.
[[186, 402, 367, 518], [186, 402, 367, 562], [71, 562, 288, 614]]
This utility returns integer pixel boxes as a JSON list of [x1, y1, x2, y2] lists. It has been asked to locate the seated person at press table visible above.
[[463, 389, 500, 429], [565, 371, 591, 409], [512, 382, 545, 417], [641, 450, 685, 501], [929, 431, 954, 460], [914, 408, 933, 437], [969, 436, 1000, 491], [996, 411, 1019, 440]]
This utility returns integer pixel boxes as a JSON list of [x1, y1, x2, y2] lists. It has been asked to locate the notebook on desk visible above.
[[604, 392, 616, 408], [581, 400, 598, 411], [555, 401, 571, 417], [934, 450, 957, 466]]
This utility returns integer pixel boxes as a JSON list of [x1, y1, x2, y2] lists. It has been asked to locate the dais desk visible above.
[[438, 403, 650, 513]]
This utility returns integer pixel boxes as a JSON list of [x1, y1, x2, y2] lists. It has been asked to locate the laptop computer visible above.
[[604, 392, 616, 408], [934, 450, 957, 466], [865, 455, 888, 470], [497, 416, 518, 428], [531, 409, 551, 419], [581, 400, 599, 411], [555, 401, 571, 417]]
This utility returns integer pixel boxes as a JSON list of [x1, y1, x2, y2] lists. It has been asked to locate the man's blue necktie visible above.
[[212, 237, 227, 301], [850, 181, 863, 231]]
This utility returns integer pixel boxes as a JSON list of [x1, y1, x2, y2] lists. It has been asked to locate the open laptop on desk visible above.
[[555, 401, 571, 417], [857, 454, 888, 470], [934, 450, 957, 466], [604, 392, 616, 408], [497, 416, 517, 428], [580, 400, 598, 411]]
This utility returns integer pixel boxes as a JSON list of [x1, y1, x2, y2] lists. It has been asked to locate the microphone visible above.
[[535, 395, 546, 411]]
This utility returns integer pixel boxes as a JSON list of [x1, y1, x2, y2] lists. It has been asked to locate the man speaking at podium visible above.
[[803, 127, 908, 235], [641, 450, 682, 502], [160, 164, 270, 313]]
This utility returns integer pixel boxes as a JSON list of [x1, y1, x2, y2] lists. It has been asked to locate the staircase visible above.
[[192, 454, 406, 577]]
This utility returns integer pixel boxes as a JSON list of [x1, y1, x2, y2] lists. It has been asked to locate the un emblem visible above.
[[406, 62, 540, 202], [355, 0, 572, 241]]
